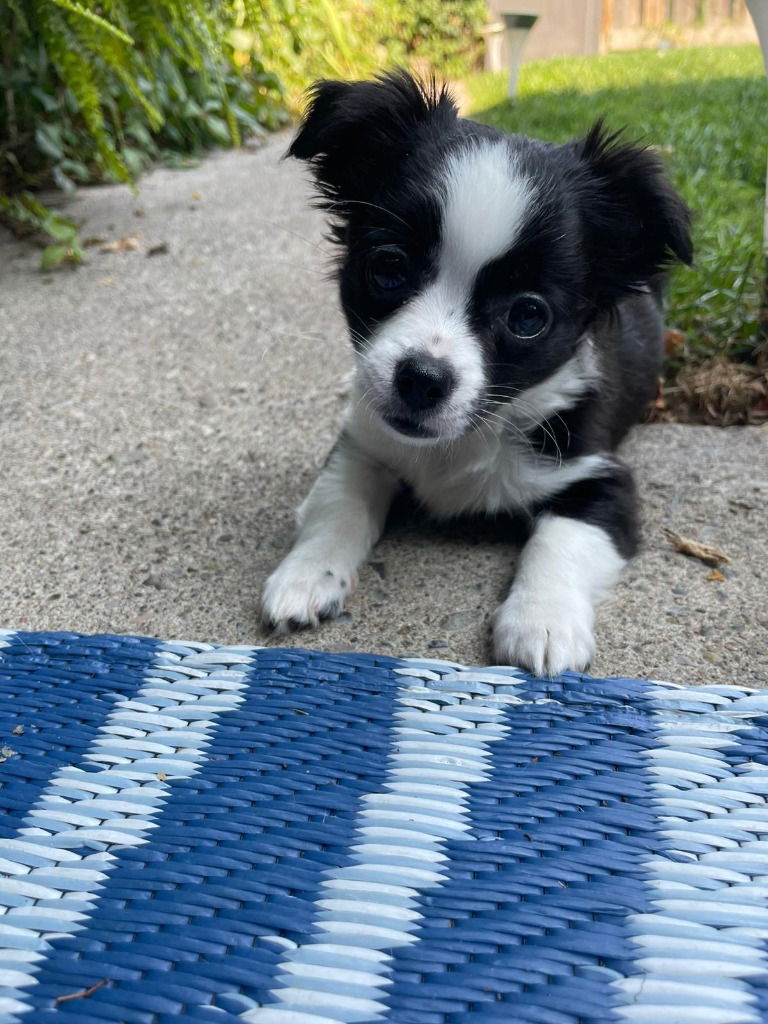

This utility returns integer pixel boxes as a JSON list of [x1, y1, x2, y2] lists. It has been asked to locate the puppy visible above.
[[262, 71, 692, 676]]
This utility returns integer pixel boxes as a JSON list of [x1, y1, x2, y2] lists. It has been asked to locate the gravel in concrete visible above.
[[1, 135, 766, 684]]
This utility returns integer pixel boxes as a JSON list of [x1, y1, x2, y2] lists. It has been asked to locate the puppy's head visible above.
[[289, 71, 692, 443]]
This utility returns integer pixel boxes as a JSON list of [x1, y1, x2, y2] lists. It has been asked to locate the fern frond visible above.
[[48, 0, 134, 45], [33, 0, 130, 182]]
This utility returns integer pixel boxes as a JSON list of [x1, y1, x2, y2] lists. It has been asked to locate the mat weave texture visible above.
[[1, 631, 767, 1024]]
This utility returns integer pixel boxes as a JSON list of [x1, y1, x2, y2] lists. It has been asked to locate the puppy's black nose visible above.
[[394, 354, 455, 413]]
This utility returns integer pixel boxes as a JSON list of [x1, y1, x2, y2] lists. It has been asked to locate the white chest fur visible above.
[[346, 402, 611, 520]]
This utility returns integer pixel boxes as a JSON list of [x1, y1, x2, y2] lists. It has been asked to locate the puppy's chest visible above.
[[348, 410, 603, 520], [393, 434, 542, 518]]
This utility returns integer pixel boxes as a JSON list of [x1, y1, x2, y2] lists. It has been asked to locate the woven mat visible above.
[[1, 632, 767, 1024]]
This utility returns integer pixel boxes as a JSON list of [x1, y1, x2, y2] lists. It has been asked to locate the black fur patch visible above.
[[543, 462, 640, 559]]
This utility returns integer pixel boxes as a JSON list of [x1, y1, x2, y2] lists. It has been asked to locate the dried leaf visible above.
[[156, 771, 167, 782], [12, 725, 24, 735], [707, 569, 726, 582], [147, 241, 169, 257], [101, 233, 140, 253], [664, 528, 731, 566], [664, 328, 685, 356]]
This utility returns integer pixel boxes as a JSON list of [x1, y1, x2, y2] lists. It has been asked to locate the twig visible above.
[[54, 979, 108, 1004]]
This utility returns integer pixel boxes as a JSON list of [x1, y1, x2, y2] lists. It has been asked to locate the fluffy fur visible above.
[[262, 71, 692, 676]]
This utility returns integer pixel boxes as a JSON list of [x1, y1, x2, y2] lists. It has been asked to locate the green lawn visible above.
[[466, 46, 767, 373]]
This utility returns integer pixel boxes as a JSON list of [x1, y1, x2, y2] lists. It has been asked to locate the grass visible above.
[[466, 46, 768, 386]]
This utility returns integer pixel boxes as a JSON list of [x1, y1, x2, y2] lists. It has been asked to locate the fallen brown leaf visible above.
[[664, 328, 685, 356], [156, 771, 167, 782], [101, 233, 140, 253], [664, 528, 731, 566], [707, 569, 726, 582]]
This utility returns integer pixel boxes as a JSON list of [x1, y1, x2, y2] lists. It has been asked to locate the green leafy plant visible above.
[[0, 191, 83, 268], [368, 0, 487, 79], [0, 0, 286, 267], [238, 0, 489, 108]]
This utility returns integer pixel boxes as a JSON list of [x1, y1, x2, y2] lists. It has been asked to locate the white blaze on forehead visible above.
[[438, 140, 534, 285]]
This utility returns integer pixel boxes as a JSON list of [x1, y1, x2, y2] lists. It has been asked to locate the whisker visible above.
[[325, 199, 411, 231], [473, 397, 565, 465], [472, 410, 535, 456]]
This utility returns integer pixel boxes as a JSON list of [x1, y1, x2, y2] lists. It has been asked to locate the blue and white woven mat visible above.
[[1, 631, 768, 1024]]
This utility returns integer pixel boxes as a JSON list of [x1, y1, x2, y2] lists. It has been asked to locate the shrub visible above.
[[368, 0, 487, 79], [0, 0, 285, 265], [241, 0, 489, 108]]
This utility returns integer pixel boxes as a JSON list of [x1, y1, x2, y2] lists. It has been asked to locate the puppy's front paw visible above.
[[493, 587, 595, 678], [261, 551, 357, 633]]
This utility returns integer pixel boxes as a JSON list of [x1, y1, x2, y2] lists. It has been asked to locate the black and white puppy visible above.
[[262, 71, 692, 676]]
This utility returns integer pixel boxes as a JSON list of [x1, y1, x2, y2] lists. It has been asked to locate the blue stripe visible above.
[[16, 648, 404, 1021], [370, 671, 663, 1024], [0, 632, 162, 840]]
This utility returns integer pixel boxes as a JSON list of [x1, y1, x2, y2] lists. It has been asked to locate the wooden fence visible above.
[[486, 0, 757, 64], [602, 0, 754, 50]]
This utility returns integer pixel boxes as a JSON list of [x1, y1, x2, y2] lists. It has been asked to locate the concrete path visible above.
[[1, 135, 766, 684]]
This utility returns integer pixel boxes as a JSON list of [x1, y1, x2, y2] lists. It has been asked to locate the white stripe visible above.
[[508, 337, 600, 423], [612, 687, 768, 1024], [241, 666, 519, 1023], [0, 630, 15, 648], [439, 141, 533, 285], [0, 642, 250, 1022]]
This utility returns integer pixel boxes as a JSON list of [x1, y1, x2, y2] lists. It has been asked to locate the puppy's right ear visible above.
[[288, 71, 457, 208]]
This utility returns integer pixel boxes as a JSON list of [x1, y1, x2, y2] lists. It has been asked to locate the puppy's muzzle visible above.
[[393, 353, 455, 414]]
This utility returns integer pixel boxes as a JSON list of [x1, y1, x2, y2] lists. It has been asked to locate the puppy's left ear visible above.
[[287, 70, 458, 210], [570, 120, 693, 307]]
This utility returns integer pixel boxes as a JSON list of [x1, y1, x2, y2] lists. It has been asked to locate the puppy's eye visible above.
[[507, 293, 552, 339], [366, 246, 410, 294]]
